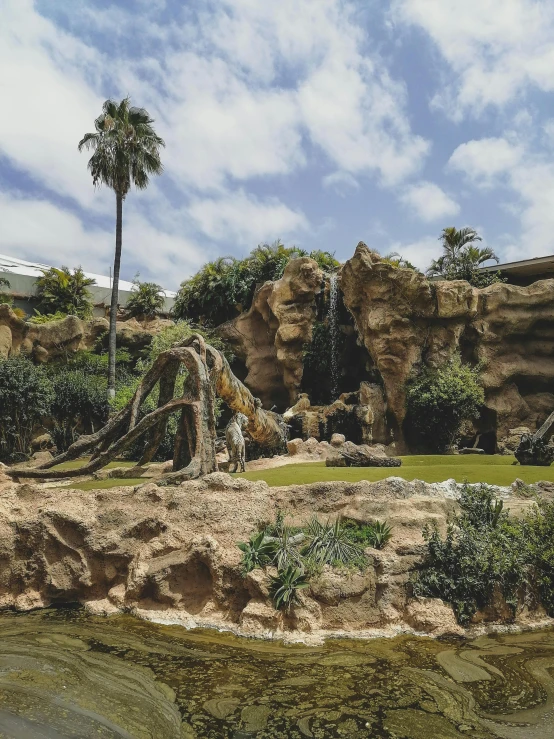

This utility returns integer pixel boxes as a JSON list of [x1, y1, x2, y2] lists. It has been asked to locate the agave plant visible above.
[[368, 521, 393, 549], [265, 526, 305, 571], [269, 565, 310, 611], [237, 531, 276, 573], [303, 517, 364, 566]]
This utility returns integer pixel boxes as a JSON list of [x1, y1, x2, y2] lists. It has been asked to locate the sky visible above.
[[1, 0, 554, 290]]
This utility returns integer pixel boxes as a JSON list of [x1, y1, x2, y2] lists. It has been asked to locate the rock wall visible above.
[[0, 305, 173, 362], [340, 242, 554, 448], [0, 470, 538, 637], [219, 257, 322, 408]]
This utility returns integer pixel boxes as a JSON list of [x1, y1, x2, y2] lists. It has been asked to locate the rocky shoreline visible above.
[[1, 467, 550, 642]]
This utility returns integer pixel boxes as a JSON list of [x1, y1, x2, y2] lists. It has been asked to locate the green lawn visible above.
[[238, 455, 554, 488], [51, 454, 554, 491]]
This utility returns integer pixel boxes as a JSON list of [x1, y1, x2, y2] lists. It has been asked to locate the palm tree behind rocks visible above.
[[79, 97, 165, 399], [426, 227, 502, 287]]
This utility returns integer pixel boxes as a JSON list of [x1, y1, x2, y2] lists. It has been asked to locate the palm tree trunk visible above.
[[108, 192, 123, 400]]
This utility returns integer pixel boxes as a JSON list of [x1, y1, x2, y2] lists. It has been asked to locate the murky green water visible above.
[[1, 609, 554, 738]]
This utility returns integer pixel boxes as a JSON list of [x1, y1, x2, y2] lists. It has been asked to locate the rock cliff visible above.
[[340, 242, 554, 448], [0, 471, 538, 638], [219, 257, 322, 407]]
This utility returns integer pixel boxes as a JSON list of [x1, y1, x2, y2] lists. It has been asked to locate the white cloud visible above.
[[188, 190, 309, 245], [322, 171, 360, 196], [394, 0, 554, 118], [400, 180, 460, 221], [449, 136, 554, 260], [385, 236, 441, 271], [0, 192, 205, 290]]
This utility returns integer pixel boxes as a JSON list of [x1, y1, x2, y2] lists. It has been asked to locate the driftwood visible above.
[[8, 335, 286, 483], [515, 410, 554, 466]]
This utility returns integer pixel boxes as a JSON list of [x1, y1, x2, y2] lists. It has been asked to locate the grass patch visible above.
[[238, 455, 554, 487]]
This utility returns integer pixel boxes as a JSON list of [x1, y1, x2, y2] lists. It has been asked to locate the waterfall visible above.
[[328, 273, 340, 401]]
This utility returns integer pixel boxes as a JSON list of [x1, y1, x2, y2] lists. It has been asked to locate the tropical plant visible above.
[[414, 484, 529, 624], [0, 357, 53, 463], [382, 252, 418, 270], [0, 276, 11, 305], [28, 310, 73, 324], [367, 521, 393, 549], [237, 531, 277, 574], [405, 354, 484, 452], [173, 241, 339, 326], [303, 517, 365, 566], [49, 371, 109, 452], [79, 97, 165, 399], [34, 266, 95, 319], [426, 227, 503, 287], [126, 278, 166, 319], [269, 565, 310, 611]]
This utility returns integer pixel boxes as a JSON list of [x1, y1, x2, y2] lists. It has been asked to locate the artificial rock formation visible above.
[[0, 305, 172, 362], [0, 472, 541, 637], [219, 257, 322, 408], [340, 243, 554, 448]]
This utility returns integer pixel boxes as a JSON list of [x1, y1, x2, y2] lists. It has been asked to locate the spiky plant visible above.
[[303, 517, 364, 566], [237, 531, 276, 574], [368, 521, 393, 549], [269, 565, 310, 611]]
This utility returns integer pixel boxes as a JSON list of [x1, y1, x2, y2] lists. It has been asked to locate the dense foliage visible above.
[[125, 278, 166, 318], [426, 227, 505, 287], [237, 512, 391, 611], [0, 358, 53, 462], [405, 354, 484, 452], [173, 241, 340, 326], [34, 266, 96, 319], [414, 483, 554, 625]]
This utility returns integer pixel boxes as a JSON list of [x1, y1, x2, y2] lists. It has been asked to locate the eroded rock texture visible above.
[[340, 242, 554, 447], [219, 257, 322, 408], [0, 305, 172, 362]]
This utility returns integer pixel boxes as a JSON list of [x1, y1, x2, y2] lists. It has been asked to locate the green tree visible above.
[[126, 278, 166, 319], [0, 357, 53, 463], [79, 97, 165, 399], [34, 266, 95, 319], [426, 227, 502, 287], [405, 354, 484, 452]]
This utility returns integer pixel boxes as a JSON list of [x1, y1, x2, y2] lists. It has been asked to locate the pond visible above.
[[0, 608, 553, 738]]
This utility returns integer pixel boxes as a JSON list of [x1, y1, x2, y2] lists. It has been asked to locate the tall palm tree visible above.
[[78, 98, 165, 399], [427, 227, 498, 282]]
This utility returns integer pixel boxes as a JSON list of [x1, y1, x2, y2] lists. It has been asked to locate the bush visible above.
[[28, 310, 75, 324], [34, 266, 95, 319], [49, 370, 109, 452], [0, 357, 53, 463], [126, 278, 166, 319], [173, 241, 339, 326], [413, 484, 529, 624], [405, 354, 484, 452]]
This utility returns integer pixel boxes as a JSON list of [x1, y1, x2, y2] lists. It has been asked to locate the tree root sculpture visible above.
[[8, 335, 286, 483]]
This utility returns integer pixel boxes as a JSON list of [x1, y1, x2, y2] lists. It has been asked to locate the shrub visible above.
[[343, 519, 393, 549], [49, 370, 109, 452], [126, 278, 166, 319], [269, 565, 310, 611], [521, 502, 554, 615], [35, 266, 95, 319], [405, 354, 484, 452], [29, 310, 75, 324], [303, 517, 365, 566], [413, 484, 529, 624], [0, 357, 53, 462]]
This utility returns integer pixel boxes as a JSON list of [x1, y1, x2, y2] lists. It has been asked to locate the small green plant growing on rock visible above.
[[269, 565, 310, 611], [342, 519, 393, 549], [303, 517, 365, 566], [237, 531, 276, 574]]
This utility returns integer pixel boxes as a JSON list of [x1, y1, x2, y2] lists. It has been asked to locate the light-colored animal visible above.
[[225, 412, 248, 472]]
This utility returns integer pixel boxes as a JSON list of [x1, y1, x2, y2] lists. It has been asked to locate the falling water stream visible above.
[[1, 608, 554, 738], [328, 273, 340, 401]]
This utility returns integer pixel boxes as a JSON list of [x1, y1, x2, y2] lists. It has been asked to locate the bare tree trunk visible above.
[[108, 191, 123, 400]]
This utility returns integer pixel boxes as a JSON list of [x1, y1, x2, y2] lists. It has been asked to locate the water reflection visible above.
[[0, 608, 554, 737]]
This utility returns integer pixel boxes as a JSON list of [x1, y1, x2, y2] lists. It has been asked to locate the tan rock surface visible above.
[[219, 257, 322, 408], [0, 473, 534, 638], [340, 242, 554, 445]]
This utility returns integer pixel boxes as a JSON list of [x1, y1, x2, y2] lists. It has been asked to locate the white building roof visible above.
[[0, 253, 176, 298]]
